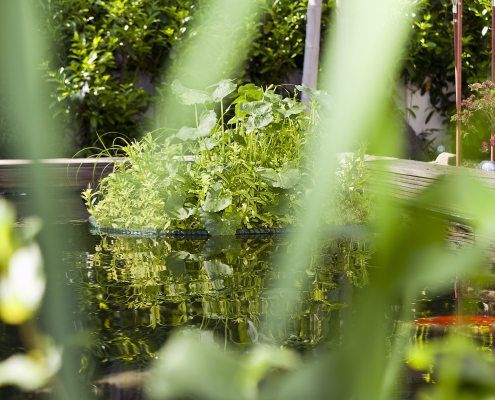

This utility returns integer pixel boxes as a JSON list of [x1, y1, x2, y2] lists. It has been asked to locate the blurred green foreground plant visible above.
[[0, 198, 61, 392], [83, 80, 373, 234]]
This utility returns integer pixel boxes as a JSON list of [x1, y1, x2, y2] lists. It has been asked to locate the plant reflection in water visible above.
[[72, 232, 373, 380]]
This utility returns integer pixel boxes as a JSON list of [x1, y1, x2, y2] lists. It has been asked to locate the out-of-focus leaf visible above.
[[147, 332, 298, 400], [147, 334, 241, 400], [0, 342, 62, 391], [408, 336, 495, 395], [171, 79, 211, 105], [0, 243, 45, 325]]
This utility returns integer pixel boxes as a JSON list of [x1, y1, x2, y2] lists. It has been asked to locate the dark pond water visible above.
[[1, 192, 495, 400]]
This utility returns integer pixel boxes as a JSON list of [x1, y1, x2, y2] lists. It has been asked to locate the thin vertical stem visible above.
[[220, 100, 224, 135], [491, 0, 495, 161], [453, 0, 463, 166]]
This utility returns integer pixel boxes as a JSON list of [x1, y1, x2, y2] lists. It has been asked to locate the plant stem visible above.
[[220, 100, 224, 135]]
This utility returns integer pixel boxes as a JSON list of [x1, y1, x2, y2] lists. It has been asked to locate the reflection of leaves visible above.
[[264, 194, 290, 216], [203, 259, 232, 280], [203, 182, 232, 212], [200, 209, 242, 236], [171, 80, 211, 105], [201, 236, 242, 260], [165, 252, 188, 278], [256, 162, 301, 189], [210, 79, 236, 102]]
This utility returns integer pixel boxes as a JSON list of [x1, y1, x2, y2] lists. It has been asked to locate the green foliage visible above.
[[84, 80, 372, 234], [452, 81, 495, 155], [325, 147, 374, 226], [0, 81, 17, 159], [247, 0, 334, 85], [35, 0, 336, 153], [402, 0, 493, 156], [37, 0, 193, 153]]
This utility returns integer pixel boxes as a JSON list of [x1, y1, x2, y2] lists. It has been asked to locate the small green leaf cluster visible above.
[[325, 146, 374, 226]]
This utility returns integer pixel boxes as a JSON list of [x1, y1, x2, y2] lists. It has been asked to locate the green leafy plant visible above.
[[83, 80, 372, 235], [452, 80, 495, 154]]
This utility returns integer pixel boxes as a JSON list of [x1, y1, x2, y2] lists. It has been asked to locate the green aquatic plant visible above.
[[83, 80, 372, 235]]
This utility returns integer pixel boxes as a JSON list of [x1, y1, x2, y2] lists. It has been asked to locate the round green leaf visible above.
[[210, 79, 236, 102], [202, 182, 232, 212]]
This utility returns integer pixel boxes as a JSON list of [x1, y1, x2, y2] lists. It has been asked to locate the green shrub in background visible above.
[[33, 0, 493, 158], [403, 0, 493, 157], [246, 0, 333, 86], [0, 82, 17, 159], [37, 0, 194, 154], [36, 0, 334, 154]]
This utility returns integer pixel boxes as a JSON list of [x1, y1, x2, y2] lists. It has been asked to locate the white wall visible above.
[[401, 81, 453, 151]]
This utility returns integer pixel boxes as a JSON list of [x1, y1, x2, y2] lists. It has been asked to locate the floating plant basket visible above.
[[88, 216, 368, 239], [88, 215, 298, 238]]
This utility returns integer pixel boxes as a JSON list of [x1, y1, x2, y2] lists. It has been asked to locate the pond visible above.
[[1, 191, 495, 400]]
